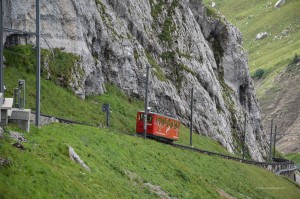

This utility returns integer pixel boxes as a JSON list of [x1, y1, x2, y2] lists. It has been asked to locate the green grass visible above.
[[3, 66, 144, 132], [177, 126, 231, 155], [4, 44, 82, 90], [1, 124, 300, 198], [286, 153, 300, 169], [203, 0, 300, 97]]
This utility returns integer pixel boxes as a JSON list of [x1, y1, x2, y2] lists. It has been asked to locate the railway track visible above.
[[172, 143, 294, 167], [34, 113, 297, 170], [32, 112, 97, 127]]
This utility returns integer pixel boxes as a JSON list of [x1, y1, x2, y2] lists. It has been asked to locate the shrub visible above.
[[4, 44, 81, 90], [253, 69, 265, 79], [291, 53, 300, 65]]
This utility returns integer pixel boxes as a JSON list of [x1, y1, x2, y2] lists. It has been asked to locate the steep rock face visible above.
[[259, 58, 300, 153], [2, 0, 268, 160]]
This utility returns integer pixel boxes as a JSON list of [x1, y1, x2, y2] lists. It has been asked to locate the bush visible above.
[[291, 53, 300, 65], [253, 69, 265, 79], [4, 44, 81, 90]]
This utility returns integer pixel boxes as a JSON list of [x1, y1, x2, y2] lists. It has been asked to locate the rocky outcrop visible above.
[[0, 127, 4, 139], [2, 0, 268, 160], [259, 57, 300, 153], [9, 130, 27, 142], [256, 32, 268, 40], [274, 0, 286, 8], [0, 157, 10, 167], [125, 170, 173, 198], [68, 145, 90, 171]]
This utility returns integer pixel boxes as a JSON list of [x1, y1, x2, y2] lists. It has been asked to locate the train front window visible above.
[[139, 113, 153, 123]]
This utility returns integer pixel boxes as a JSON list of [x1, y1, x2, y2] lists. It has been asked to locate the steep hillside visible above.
[[1, 124, 300, 199], [202, 0, 300, 153], [2, 0, 268, 160], [2, 67, 298, 198], [3, 65, 231, 154]]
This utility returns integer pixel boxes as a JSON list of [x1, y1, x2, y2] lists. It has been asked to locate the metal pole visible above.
[[190, 87, 194, 146], [190, 87, 193, 146], [143, 65, 150, 139], [269, 119, 273, 162], [106, 104, 110, 128], [0, 0, 4, 93], [242, 113, 247, 159], [273, 125, 277, 159], [35, 0, 41, 126]]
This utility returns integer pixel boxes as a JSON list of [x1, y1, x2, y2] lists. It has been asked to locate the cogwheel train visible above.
[[136, 111, 180, 142]]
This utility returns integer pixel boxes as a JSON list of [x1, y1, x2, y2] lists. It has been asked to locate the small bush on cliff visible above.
[[159, 18, 176, 44], [3, 44, 36, 73], [252, 68, 265, 79], [150, 0, 179, 45], [290, 53, 300, 65], [146, 52, 167, 81], [4, 44, 82, 90]]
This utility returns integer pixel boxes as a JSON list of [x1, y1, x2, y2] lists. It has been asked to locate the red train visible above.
[[136, 111, 180, 141]]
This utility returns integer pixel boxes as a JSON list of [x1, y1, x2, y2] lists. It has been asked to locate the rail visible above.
[[172, 143, 294, 168]]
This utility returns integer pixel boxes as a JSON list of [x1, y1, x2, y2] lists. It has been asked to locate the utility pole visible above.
[[242, 113, 247, 160], [143, 65, 150, 139], [0, 1, 41, 125], [190, 87, 194, 146], [269, 119, 273, 162], [273, 125, 277, 159], [0, 0, 4, 93], [35, 0, 41, 126]]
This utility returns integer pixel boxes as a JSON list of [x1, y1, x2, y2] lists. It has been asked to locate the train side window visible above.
[[147, 115, 153, 123]]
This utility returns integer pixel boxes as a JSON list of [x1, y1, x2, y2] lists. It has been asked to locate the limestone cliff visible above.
[[2, 0, 268, 161]]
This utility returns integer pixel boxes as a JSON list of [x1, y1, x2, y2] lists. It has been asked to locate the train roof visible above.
[[137, 111, 179, 121]]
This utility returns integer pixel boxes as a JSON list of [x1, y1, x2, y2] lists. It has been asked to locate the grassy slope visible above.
[[3, 66, 229, 154], [1, 46, 299, 197], [203, 0, 300, 97], [4, 67, 143, 132], [1, 124, 300, 199], [1, 61, 299, 198], [0, 64, 299, 199], [286, 153, 300, 169]]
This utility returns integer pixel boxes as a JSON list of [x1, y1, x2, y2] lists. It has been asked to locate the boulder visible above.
[[0, 127, 4, 139], [0, 158, 10, 167], [12, 142, 25, 150], [256, 32, 268, 40], [9, 130, 27, 142], [274, 0, 285, 8], [68, 145, 90, 172]]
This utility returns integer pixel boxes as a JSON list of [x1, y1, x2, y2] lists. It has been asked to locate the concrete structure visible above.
[[0, 98, 13, 126], [0, 93, 3, 120], [0, 97, 31, 132], [295, 171, 300, 184], [10, 108, 31, 132]]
